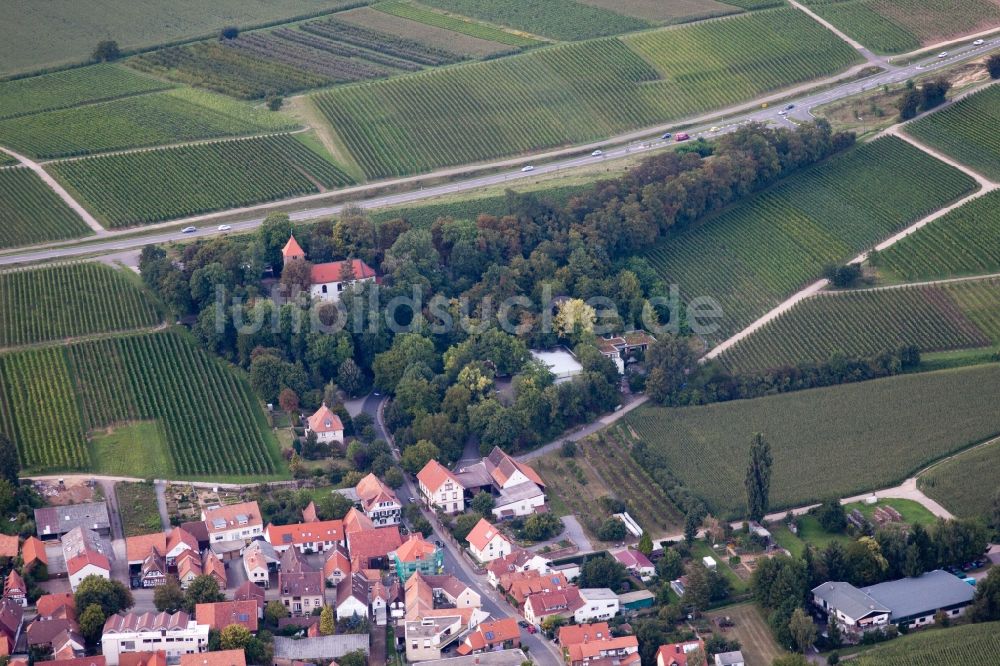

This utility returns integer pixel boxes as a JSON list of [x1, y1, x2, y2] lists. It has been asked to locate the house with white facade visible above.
[[355, 473, 402, 526], [575, 589, 620, 624], [453, 447, 547, 519], [417, 460, 465, 514], [466, 518, 512, 563], [202, 502, 263, 544], [487, 548, 552, 587], [101, 611, 209, 666], [305, 404, 344, 445], [62, 527, 112, 592], [266, 520, 344, 554]]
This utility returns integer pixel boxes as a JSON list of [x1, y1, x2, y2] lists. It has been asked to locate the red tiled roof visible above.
[[66, 550, 110, 576], [307, 404, 343, 434], [567, 635, 639, 662], [466, 518, 509, 552], [462, 617, 519, 652], [267, 520, 343, 547], [103, 611, 190, 633], [126, 534, 167, 563], [46, 656, 107, 666], [179, 650, 246, 666], [324, 546, 351, 581], [36, 594, 75, 619], [203, 551, 226, 586], [118, 652, 166, 666], [348, 527, 401, 569], [203, 501, 262, 535], [393, 534, 437, 563], [655, 640, 706, 666], [166, 528, 198, 555], [613, 549, 653, 570], [559, 622, 611, 647], [343, 508, 373, 535], [0, 535, 18, 559], [416, 460, 462, 494], [22, 537, 47, 567], [302, 502, 318, 523], [4, 570, 25, 595], [282, 236, 305, 260], [310, 260, 375, 285], [524, 587, 581, 616], [195, 601, 258, 632]]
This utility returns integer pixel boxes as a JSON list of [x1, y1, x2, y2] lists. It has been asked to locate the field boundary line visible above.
[[0, 146, 106, 235], [786, 0, 874, 58], [0, 322, 169, 355], [38, 127, 309, 165]]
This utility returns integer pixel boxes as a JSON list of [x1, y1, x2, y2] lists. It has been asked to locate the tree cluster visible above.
[[897, 77, 952, 120]]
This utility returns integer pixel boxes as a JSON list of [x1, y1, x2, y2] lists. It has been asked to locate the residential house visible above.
[[467, 519, 512, 563], [502, 570, 569, 606], [453, 447, 546, 519], [335, 573, 370, 621], [278, 550, 324, 616], [564, 634, 639, 666], [178, 522, 210, 551], [575, 589, 620, 624], [403, 573, 485, 662], [47, 657, 107, 666], [612, 550, 655, 581], [101, 612, 209, 666], [179, 649, 246, 666], [421, 575, 481, 610], [0, 536, 17, 561], [62, 527, 112, 592], [523, 587, 582, 626], [35, 503, 110, 540], [596, 331, 656, 375], [558, 622, 612, 647], [530, 348, 584, 383], [4, 570, 26, 607], [118, 652, 166, 666], [27, 602, 83, 659], [812, 570, 977, 632], [242, 541, 278, 588], [165, 528, 198, 569], [309, 259, 377, 303], [346, 526, 402, 571], [617, 590, 655, 612], [486, 548, 551, 587], [36, 594, 75, 618], [0, 597, 23, 656], [302, 502, 318, 524], [418, 649, 530, 666], [713, 651, 745, 666], [391, 534, 443, 581], [232, 582, 265, 619], [202, 502, 263, 544], [139, 549, 167, 588], [305, 404, 344, 445], [22, 537, 47, 571], [655, 640, 706, 666], [323, 543, 351, 586], [202, 551, 226, 589], [417, 460, 465, 514], [175, 550, 203, 589], [456, 618, 520, 656], [355, 473, 401, 526], [50, 628, 87, 661], [272, 635, 369, 666], [194, 601, 258, 633], [266, 520, 344, 554], [125, 535, 167, 567]]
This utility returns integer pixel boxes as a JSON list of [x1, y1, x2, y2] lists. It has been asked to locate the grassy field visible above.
[[0, 65, 171, 120], [0, 88, 297, 159], [49, 134, 353, 227], [0, 167, 93, 249], [845, 497, 938, 525], [0, 263, 161, 348], [418, 0, 650, 39], [344, 6, 519, 56], [706, 602, 787, 666], [115, 481, 163, 537], [645, 136, 977, 342], [850, 621, 1000, 666], [375, 2, 541, 47], [314, 8, 861, 178], [571, 0, 742, 24], [720, 278, 1000, 372], [803, 0, 1000, 53], [920, 436, 1000, 520], [624, 363, 1000, 517], [0, 329, 284, 478], [90, 422, 173, 479], [907, 85, 1000, 182], [878, 191, 1000, 281], [0, 0, 372, 76]]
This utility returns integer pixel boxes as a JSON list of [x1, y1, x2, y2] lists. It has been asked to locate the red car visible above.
[[526, 625, 537, 634], [675, 132, 690, 142]]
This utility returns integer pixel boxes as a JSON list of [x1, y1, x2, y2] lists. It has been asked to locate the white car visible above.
[[521, 165, 534, 172], [591, 149, 603, 156], [217, 224, 232, 231], [973, 39, 984, 46], [710, 126, 719, 132], [778, 110, 788, 116], [181, 226, 197, 234], [938, 51, 948, 58]]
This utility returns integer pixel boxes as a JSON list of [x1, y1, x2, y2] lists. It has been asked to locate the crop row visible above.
[[419, 0, 650, 40], [920, 437, 1000, 522], [879, 191, 1000, 281], [314, 8, 862, 178], [625, 363, 1000, 517], [0, 263, 161, 348], [300, 17, 463, 66], [907, 85, 1000, 181], [375, 1, 540, 47], [0, 64, 171, 120], [644, 137, 977, 342], [808, 1, 920, 53], [0, 167, 92, 249], [852, 621, 1000, 666], [0, 348, 89, 471], [0, 90, 286, 159], [48, 134, 354, 227], [720, 282, 996, 373]]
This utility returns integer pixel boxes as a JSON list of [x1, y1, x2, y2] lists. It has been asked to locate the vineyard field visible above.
[[0, 263, 161, 348], [344, 6, 520, 56], [418, 0, 650, 40], [48, 134, 354, 227], [314, 8, 861, 178], [907, 85, 1000, 181], [644, 137, 977, 342], [0, 155, 17, 167], [720, 278, 1000, 372], [920, 437, 1000, 521], [128, 8, 493, 100], [850, 621, 1000, 666], [625, 363, 1000, 517], [0, 89, 298, 159], [803, 0, 1000, 53], [574, 0, 740, 23], [879, 191, 1000, 281], [0, 330, 283, 477], [374, 1, 540, 47], [0, 167, 93, 249], [0, 64, 171, 120]]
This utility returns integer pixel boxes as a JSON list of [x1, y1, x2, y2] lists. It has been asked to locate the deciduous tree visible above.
[[788, 607, 816, 653], [153, 577, 185, 612]]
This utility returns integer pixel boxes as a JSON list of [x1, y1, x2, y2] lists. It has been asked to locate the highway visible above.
[[0, 37, 995, 269]]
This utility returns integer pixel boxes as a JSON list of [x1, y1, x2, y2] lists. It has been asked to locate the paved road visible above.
[[0, 38, 996, 269]]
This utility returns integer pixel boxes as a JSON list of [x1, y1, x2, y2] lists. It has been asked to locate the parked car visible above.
[[591, 149, 603, 156], [517, 620, 529, 628], [709, 126, 719, 132], [778, 109, 788, 116], [786, 104, 795, 110], [521, 165, 535, 172], [973, 39, 985, 45], [661, 132, 672, 139], [526, 625, 537, 634], [181, 226, 197, 234], [217, 224, 232, 231]]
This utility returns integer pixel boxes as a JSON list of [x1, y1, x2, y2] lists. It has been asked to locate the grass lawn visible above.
[[116, 481, 162, 537], [770, 524, 805, 559], [691, 540, 749, 594], [706, 602, 787, 666], [89, 421, 174, 479], [843, 498, 937, 527], [791, 515, 854, 552]]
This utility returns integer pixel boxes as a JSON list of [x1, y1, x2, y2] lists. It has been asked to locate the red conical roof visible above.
[[282, 235, 305, 260]]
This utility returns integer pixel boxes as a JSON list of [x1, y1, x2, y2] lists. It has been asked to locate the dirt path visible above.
[[515, 394, 648, 462], [788, 0, 875, 58], [0, 146, 106, 235]]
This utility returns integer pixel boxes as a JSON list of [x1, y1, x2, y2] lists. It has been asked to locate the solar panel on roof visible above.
[[212, 518, 226, 529]]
